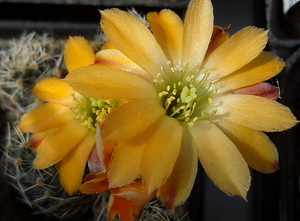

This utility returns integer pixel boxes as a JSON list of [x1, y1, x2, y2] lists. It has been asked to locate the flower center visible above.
[[154, 62, 217, 125], [71, 94, 118, 131]]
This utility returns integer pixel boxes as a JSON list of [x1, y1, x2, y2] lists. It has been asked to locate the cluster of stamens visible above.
[[71, 94, 118, 131], [155, 62, 217, 125]]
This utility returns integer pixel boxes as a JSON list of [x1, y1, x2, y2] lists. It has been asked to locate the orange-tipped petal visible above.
[[80, 171, 109, 194], [100, 9, 168, 78], [58, 131, 95, 195], [94, 49, 151, 80], [215, 94, 298, 132], [230, 82, 280, 100], [29, 128, 54, 149], [107, 194, 136, 221], [158, 129, 198, 208], [101, 98, 165, 143], [214, 118, 279, 173], [64, 36, 95, 72], [65, 65, 157, 99], [141, 116, 183, 193], [204, 26, 268, 80], [33, 120, 89, 169], [108, 182, 155, 221], [215, 51, 285, 93], [189, 120, 250, 199], [19, 103, 75, 133], [147, 9, 183, 64], [32, 77, 75, 106], [205, 25, 230, 58], [182, 0, 213, 66]]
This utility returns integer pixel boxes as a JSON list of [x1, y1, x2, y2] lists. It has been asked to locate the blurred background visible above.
[[0, 0, 299, 220]]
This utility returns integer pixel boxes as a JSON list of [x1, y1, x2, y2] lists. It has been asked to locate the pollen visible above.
[[155, 62, 217, 124], [71, 94, 118, 131]]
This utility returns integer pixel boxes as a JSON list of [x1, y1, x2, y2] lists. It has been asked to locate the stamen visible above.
[[71, 94, 118, 131], [155, 61, 217, 124]]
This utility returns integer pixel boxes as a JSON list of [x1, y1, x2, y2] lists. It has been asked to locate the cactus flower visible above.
[[66, 0, 297, 208], [19, 37, 119, 195]]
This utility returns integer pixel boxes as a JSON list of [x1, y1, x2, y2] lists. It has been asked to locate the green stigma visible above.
[[155, 62, 217, 125], [71, 94, 118, 131]]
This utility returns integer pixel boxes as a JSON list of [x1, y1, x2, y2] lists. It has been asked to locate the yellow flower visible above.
[[66, 0, 298, 207], [19, 36, 119, 195]]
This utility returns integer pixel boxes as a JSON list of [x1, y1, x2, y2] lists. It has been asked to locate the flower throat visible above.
[[154, 62, 217, 125], [71, 94, 118, 131]]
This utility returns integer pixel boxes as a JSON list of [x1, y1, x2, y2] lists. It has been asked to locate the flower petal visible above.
[[102, 98, 165, 143], [66, 65, 157, 99], [107, 135, 146, 188], [33, 120, 90, 169], [158, 129, 198, 208], [214, 118, 279, 173], [88, 146, 105, 173], [107, 194, 137, 221], [19, 103, 75, 133], [230, 82, 280, 100], [114, 182, 155, 208], [147, 9, 183, 64], [188, 120, 250, 199], [58, 131, 95, 195], [205, 25, 230, 58], [100, 9, 168, 78], [182, 0, 213, 66], [32, 77, 75, 106], [203, 26, 268, 80], [214, 94, 298, 132], [80, 171, 109, 194], [215, 52, 285, 93], [94, 49, 151, 80], [141, 116, 183, 193], [64, 36, 95, 72]]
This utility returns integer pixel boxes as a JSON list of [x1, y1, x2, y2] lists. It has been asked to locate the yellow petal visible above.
[[188, 120, 250, 199], [107, 134, 147, 188], [33, 120, 90, 169], [95, 49, 151, 80], [19, 103, 75, 133], [182, 0, 213, 66], [100, 9, 168, 78], [58, 131, 95, 195], [64, 36, 95, 72], [102, 98, 165, 143], [215, 52, 285, 93], [203, 26, 268, 80], [214, 118, 279, 173], [29, 128, 55, 149], [141, 116, 183, 193], [158, 129, 198, 208], [215, 94, 298, 132], [32, 77, 75, 106], [147, 9, 183, 64], [65, 65, 157, 99]]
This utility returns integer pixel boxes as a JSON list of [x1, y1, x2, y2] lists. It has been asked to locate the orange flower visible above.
[[18, 37, 119, 194], [66, 0, 298, 208]]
